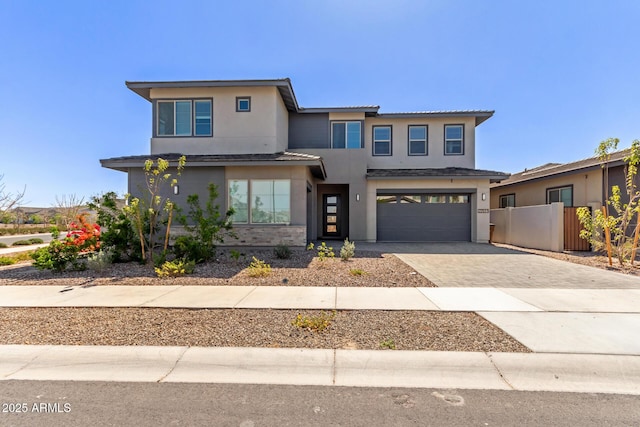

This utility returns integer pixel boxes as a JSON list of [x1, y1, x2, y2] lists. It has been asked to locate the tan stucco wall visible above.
[[364, 117, 476, 169], [366, 178, 491, 243], [328, 112, 365, 121], [490, 203, 564, 252], [149, 86, 286, 155], [490, 169, 603, 208]]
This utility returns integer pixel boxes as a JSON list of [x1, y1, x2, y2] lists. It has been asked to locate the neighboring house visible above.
[[101, 78, 508, 246], [490, 149, 637, 251], [490, 149, 632, 210]]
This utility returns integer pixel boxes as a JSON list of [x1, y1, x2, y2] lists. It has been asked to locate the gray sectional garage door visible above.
[[376, 193, 471, 242]]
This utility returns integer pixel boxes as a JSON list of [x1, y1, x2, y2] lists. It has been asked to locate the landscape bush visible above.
[[175, 183, 235, 263], [339, 238, 355, 261], [247, 257, 271, 277], [316, 241, 334, 262], [86, 249, 113, 273], [0, 242, 7, 248], [11, 240, 31, 246], [291, 310, 336, 332], [155, 258, 195, 278], [0, 257, 15, 266], [274, 243, 292, 259], [28, 238, 44, 244]]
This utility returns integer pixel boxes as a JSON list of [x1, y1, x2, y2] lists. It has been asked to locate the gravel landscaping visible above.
[[0, 307, 529, 352], [0, 248, 436, 288], [0, 246, 531, 352]]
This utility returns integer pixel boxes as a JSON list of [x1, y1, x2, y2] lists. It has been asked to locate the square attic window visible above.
[[236, 97, 251, 112]]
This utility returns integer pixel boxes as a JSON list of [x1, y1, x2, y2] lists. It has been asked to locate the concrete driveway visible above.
[[358, 242, 640, 289], [357, 242, 640, 355]]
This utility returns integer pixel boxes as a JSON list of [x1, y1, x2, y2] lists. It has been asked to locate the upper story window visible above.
[[547, 186, 572, 207], [499, 194, 515, 208], [408, 125, 428, 156], [444, 124, 464, 155], [236, 97, 251, 112], [331, 121, 362, 149], [157, 99, 212, 137], [373, 126, 392, 156]]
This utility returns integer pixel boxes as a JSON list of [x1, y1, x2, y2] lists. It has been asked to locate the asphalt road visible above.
[[1, 381, 638, 426], [0, 233, 54, 247]]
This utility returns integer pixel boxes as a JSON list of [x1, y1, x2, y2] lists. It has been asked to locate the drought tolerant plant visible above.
[[0, 257, 15, 266], [154, 258, 195, 278], [31, 214, 100, 272], [87, 192, 139, 262], [247, 256, 271, 277], [86, 249, 114, 273], [28, 238, 44, 244], [274, 242, 292, 259], [174, 183, 235, 263], [123, 156, 186, 265], [11, 240, 31, 246], [349, 268, 366, 276], [339, 238, 355, 261], [229, 249, 243, 262], [380, 339, 396, 350], [316, 241, 334, 262], [291, 310, 336, 332], [577, 138, 640, 265], [0, 242, 7, 248]]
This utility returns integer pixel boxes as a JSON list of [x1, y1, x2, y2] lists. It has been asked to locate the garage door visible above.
[[376, 193, 471, 242]]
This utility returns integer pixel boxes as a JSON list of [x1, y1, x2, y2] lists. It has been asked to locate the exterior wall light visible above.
[[481, 193, 486, 201], [173, 185, 179, 195]]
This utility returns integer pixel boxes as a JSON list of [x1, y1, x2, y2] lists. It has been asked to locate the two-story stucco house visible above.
[[100, 78, 508, 246]]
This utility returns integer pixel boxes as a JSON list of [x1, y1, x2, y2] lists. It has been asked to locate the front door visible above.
[[323, 194, 341, 238]]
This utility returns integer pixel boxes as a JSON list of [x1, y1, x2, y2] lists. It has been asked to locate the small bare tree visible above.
[[54, 194, 86, 228], [0, 174, 26, 213]]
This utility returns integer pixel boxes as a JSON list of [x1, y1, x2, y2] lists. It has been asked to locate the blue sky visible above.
[[1, 0, 638, 206]]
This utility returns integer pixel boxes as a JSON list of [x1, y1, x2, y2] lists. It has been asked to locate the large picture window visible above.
[[228, 179, 290, 224], [331, 121, 362, 149], [157, 99, 212, 137]]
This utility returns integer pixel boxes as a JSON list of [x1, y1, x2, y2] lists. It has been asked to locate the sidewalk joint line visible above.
[[486, 352, 515, 390], [140, 285, 184, 307], [233, 286, 258, 308], [157, 346, 189, 383]]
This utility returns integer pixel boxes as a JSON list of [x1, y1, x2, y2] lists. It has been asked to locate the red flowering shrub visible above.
[[65, 214, 101, 252], [31, 214, 102, 272]]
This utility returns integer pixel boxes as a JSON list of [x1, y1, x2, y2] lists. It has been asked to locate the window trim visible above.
[[408, 125, 428, 156], [499, 193, 516, 208], [546, 185, 573, 207], [155, 98, 213, 138], [228, 179, 291, 225], [372, 125, 392, 156], [444, 124, 464, 155], [330, 120, 363, 149], [236, 96, 251, 112]]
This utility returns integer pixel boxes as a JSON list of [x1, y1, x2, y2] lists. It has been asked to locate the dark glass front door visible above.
[[323, 194, 341, 237]]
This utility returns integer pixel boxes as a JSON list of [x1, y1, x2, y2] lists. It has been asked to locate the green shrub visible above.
[[316, 242, 334, 262], [11, 240, 31, 246], [340, 238, 355, 261], [0, 257, 16, 266], [380, 339, 396, 350], [229, 249, 243, 261], [291, 311, 336, 332], [86, 249, 113, 273], [31, 241, 84, 272], [154, 258, 195, 278], [349, 268, 366, 276], [274, 243, 292, 259], [172, 235, 211, 264], [175, 183, 235, 263], [0, 242, 7, 248], [247, 256, 271, 277], [306, 242, 315, 251], [28, 238, 44, 244]]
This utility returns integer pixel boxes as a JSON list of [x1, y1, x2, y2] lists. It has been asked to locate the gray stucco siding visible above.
[[128, 166, 226, 218], [288, 113, 330, 149]]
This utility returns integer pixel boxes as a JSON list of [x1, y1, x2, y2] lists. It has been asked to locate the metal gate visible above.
[[564, 207, 590, 251]]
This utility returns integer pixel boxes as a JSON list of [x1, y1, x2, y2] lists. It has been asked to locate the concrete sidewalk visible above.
[[1, 285, 640, 356], [2, 345, 639, 395]]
